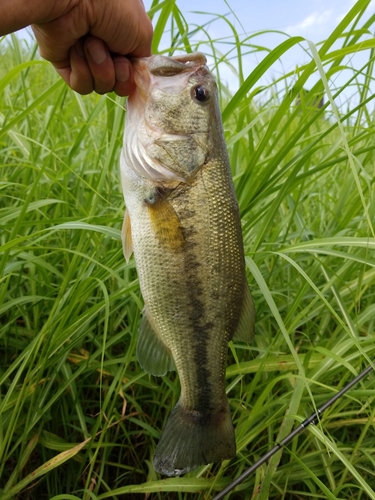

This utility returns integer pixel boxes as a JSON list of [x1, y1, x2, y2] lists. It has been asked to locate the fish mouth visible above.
[[148, 53, 207, 77], [129, 53, 208, 102], [132, 52, 206, 78]]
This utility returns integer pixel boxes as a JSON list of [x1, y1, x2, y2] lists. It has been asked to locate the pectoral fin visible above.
[[137, 312, 175, 376], [148, 200, 185, 251], [232, 283, 255, 343], [122, 209, 133, 262]]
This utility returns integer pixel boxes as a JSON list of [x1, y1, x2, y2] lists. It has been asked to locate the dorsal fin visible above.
[[232, 283, 255, 343]]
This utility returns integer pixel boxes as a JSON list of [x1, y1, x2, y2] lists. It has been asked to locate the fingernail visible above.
[[115, 62, 130, 82], [86, 40, 107, 64]]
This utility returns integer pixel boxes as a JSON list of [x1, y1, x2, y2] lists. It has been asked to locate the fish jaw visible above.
[[129, 52, 208, 99]]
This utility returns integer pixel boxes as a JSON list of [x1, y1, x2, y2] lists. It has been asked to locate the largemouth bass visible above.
[[120, 52, 255, 476]]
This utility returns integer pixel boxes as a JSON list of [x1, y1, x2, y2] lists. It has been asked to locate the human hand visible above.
[[0, 0, 153, 96]]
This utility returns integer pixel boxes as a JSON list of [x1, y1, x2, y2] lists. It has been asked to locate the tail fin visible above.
[[153, 401, 236, 476]]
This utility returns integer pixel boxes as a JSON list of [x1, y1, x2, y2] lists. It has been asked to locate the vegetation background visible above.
[[1, 0, 375, 498]]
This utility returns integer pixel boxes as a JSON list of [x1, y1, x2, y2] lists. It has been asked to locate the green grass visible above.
[[1, 0, 375, 498]]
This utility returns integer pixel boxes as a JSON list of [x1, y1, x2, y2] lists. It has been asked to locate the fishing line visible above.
[[212, 362, 374, 500]]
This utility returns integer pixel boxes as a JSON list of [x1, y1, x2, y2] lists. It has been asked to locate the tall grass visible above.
[[1, 0, 375, 498]]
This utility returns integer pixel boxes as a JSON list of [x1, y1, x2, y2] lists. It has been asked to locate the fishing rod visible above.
[[213, 362, 374, 500]]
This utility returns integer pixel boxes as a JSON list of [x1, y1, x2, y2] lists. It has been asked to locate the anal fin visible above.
[[137, 312, 175, 376], [232, 282, 255, 343]]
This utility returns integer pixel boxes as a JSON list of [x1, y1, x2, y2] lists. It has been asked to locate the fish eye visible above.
[[192, 85, 210, 103]]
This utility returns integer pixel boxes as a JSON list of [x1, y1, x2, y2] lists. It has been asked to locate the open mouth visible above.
[[148, 53, 207, 77], [129, 52, 208, 103]]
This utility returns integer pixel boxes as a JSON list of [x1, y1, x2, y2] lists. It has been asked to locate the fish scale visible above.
[[120, 52, 255, 476]]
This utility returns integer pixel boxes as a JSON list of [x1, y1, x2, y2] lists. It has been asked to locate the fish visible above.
[[120, 52, 255, 477]]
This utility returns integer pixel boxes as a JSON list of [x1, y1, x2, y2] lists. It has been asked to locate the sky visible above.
[[145, 0, 356, 39], [143, 0, 374, 102]]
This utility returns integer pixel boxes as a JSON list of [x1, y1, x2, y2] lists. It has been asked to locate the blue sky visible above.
[[146, 0, 356, 39], [144, 0, 373, 100]]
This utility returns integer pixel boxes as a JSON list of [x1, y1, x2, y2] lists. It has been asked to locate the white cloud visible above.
[[285, 10, 333, 36]]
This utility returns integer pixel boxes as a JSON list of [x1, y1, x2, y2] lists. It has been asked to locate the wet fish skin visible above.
[[120, 53, 255, 476]]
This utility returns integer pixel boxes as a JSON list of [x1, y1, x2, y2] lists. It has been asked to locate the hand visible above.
[[0, 0, 153, 96]]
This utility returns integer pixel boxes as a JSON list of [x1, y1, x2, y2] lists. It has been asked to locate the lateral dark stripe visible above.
[[181, 218, 214, 419]]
